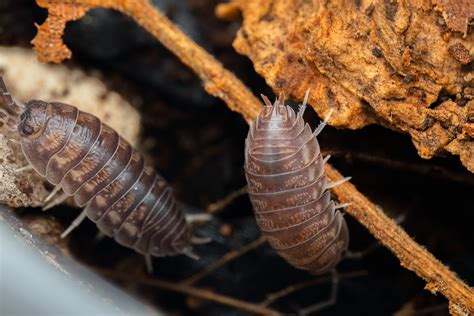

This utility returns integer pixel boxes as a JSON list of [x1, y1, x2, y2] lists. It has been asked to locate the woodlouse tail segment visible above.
[[313, 108, 335, 137], [0, 76, 25, 115], [327, 176, 351, 189]]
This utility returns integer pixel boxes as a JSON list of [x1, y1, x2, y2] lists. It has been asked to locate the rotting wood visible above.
[[231, 0, 474, 173], [30, 0, 474, 314]]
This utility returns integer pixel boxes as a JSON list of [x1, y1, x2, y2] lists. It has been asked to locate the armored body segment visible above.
[[18, 103, 192, 257], [245, 97, 349, 274]]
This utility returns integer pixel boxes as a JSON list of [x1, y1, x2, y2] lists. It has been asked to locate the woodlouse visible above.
[[244, 93, 350, 275], [0, 76, 206, 263]]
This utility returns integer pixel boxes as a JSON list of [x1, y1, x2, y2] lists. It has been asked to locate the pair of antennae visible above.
[[260, 89, 310, 112], [259, 89, 333, 136], [0, 76, 24, 115], [0, 76, 25, 131]]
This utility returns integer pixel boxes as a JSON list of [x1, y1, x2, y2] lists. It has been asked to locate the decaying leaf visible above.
[[232, 0, 474, 172]]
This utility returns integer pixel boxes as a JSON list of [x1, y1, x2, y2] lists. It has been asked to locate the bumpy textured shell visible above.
[[20, 102, 192, 257], [244, 97, 349, 274]]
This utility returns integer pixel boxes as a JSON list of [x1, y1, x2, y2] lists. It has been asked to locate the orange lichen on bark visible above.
[[31, 0, 473, 314], [232, 0, 474, 172], [32, 1, 90, 63], [32, 0, 261, 123]]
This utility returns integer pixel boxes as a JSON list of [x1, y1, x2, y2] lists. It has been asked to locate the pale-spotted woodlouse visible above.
[[0, 76, 207, 263], [244, 93, 350, 275]]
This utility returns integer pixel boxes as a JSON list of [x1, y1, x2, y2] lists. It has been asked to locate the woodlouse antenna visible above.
[[260, 94, 273, 107], [0, 109, 18, 131], [298, 88, 310, 118], [0, 76, 25, 115]]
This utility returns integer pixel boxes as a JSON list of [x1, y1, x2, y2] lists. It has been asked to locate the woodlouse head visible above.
[[18, 100, 48, 138]]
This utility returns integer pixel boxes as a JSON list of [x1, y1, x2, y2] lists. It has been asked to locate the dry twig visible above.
[[182, 236, 266, 285], [261, 270, 368, 307], [206, 186, 248, 214], [32, 0, 474, 314], [96, 267, 283, 316]]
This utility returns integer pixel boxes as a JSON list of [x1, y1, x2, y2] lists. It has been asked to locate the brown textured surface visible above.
[[245, 99, 349, 274], [432, 0, 474, 34], [233, 0, 474, 172]]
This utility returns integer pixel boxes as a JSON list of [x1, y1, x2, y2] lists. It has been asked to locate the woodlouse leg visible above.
[[334, 202, 351, 210], [345, 243, 381, 259], [8, 138, 21, 145], [145, 255, 154, 274], [322, 154, 331, 164], [95, 231, 106, 241], [182, 248, 200, 260], [298, 269, 339, 315], [61, 209, 87, 238], [13, 165, 34, 173], [327, 176, 351, 189], [313, 108, 335, 137], [43, 186, 62, 204], [345, 214, 406, 259], [191, 236, 212, 245], [42, 192, 68, 211], [185, 213, 212, 224]]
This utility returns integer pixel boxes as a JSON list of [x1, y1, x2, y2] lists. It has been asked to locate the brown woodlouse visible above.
[[0, 76, 207, 264], [244, 93, 350, 275]]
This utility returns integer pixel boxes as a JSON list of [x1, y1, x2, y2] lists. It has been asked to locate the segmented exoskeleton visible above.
[[244, 93, 350, 275], [0, 77, 206, 261]]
